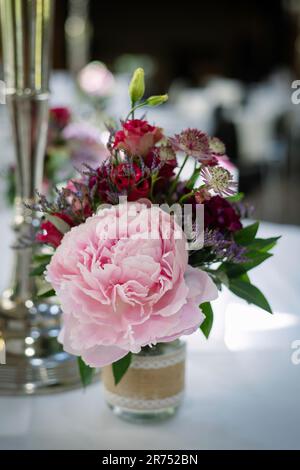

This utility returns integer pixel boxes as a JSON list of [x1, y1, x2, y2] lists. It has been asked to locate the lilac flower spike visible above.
[[204, 229, 247, 263]]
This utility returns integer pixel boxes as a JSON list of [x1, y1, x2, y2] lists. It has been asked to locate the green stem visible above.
[[125, 101, 147, 121], [150, 175, 155, 200], [131, 101, 135, 119], [179, 190, 195, 204], [169, 154, 189, 195]]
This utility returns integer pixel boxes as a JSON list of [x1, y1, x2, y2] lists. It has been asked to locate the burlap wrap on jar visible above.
[[102, 341, 186, 412]]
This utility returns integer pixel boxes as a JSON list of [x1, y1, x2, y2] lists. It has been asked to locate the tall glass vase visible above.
[[0, 0, 82, 394]]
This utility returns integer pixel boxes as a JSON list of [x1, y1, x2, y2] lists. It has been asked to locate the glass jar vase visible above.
[[102, 340, 186, 422]]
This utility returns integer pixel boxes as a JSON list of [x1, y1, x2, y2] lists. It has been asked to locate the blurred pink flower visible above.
[[63, 122, 109, 167], [78, 61, 115, 97]]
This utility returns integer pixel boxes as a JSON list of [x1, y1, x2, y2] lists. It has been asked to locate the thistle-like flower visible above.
[[170, 129, 216, 164], [200, 166, 237, 196], [208, 137, 226, 156], [159, 144, 176, 161]]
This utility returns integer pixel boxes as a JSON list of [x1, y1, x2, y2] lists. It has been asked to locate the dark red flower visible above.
[[204, 195, 242, 232], [88, 165, 111, 202], [36, 213, 73, 248], [111, 162, 150, 201], [127, 179, 150, 201], [144, 149, 177, 193], [49, 107, 71, 130]]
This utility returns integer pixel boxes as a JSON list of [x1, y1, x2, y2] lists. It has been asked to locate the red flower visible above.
[[88, 166, 111, 202], [36, 213, 73, 248], [49, 107, 71, 130], [128, 180, 150, 201], [111, 162, 150, 201], [204, 195, 242, 232], [113, 119, 163, 156]]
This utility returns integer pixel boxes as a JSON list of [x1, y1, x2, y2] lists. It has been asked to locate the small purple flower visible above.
[[204, 229, 247, 263]]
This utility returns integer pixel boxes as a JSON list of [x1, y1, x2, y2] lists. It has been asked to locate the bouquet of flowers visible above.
[[33, 68, 279, 387]]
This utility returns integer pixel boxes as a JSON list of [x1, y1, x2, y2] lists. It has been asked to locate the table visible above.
[[0, 212, 300, 450]]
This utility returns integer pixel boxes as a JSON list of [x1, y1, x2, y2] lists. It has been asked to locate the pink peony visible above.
[[46, 202, 217, 367], [113, 119, 163, 156]]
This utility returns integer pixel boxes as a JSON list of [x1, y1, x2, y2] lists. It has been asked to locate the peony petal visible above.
[[81, 345, 129, 367], [185, 265, 218, 303]]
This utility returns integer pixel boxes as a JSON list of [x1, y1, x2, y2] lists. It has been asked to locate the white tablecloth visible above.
[[0, 211, 300, 450]]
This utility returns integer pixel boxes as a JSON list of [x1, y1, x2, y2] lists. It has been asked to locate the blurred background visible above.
[[1, 0, 300, 223]]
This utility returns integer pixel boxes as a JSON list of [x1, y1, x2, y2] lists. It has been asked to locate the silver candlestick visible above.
[[0, 0, 82, 394]]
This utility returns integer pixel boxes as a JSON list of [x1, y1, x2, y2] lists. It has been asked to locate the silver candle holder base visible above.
[[0, 295, 86, 395]]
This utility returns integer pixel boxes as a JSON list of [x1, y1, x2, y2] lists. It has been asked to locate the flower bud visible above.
[[146, 94, 168, 107], [129, 68, 145, 104]]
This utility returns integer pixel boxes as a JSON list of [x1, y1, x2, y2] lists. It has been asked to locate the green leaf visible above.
[[248, 237, 280, 252], [222, 251, 273, 278], [226, 192, 245, 203], [215, 270, 230, 287], [45, 214, 70, 235], [239, 272, 250, 283], [30, 264, 48, 276], [77, 357, 95, 387], [37, 283, 56, 298], [38, 289, 56, 298], [245, 250, 273, 267], [32, 253, 53, 263], [31, 253, 53, 277], [234, 222, 259, 246], [200, 302, 214, 338], [229, 278, 272, 313], [112, 353, 132, 385]]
